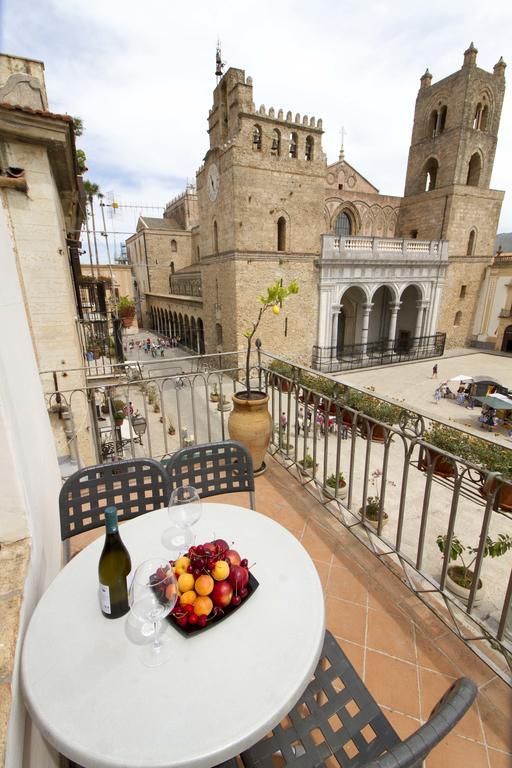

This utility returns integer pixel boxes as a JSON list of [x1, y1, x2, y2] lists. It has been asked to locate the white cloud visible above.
[[3, 0, 512, 238]]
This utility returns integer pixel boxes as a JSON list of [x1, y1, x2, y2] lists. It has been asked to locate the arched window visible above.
[[271, 129, 281, 156], [277, 217, 286, 252], [466, 229, 476, 256], [473, 103, 482, 129], [423, 158, 438, 191], [438, 105, 447, 133], [480, 105, 489, 131], [252, 124, 262, 151], [454, 311, 462, 327], [428, 110, 438, 137], [289, 132, 298, 159], [170, 239, 177, 252], [305, 136, 314, 161], [335, 211, 352, 237], [170, 261, 175, 273], [213, 220, 219, 253], [215, 323, 223, 347], [466, 153, 481, 186]]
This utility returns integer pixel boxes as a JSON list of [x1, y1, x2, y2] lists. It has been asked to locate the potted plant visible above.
[[324, 472, 348, 500], [111, 398, 125, 426], [228, 280, 298, 474], [298, 454, 318, 476], [478, 443, 512, 512], [359, 397, 401, 442], [436, 532, 512, 606], [419, 424, 467, 478], [117, 295, 136, 328], [217, 394, 232, 412], [358, 469, 394, 529], [209, 382, 220, 403], [268, 360, 295, 393]]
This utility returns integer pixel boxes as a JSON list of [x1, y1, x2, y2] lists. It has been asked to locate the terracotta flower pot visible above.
[[480, 477, 512, 512], [445, 566, 482, 606], [359, 422, 388, 442], [121, 315, 134, 328], [228, 391, 272, 475], [419, 448, 456, 478]]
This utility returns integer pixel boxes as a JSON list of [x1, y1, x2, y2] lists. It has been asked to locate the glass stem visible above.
[[153, 621, 161, 652]]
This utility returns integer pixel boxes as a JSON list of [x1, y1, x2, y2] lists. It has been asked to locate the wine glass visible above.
[[128, 558, 178, 667], [161, 486, 202, 555]]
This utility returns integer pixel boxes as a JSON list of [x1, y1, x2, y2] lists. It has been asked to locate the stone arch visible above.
[[184, 315, 191, 348], [454, 310, 462, 327], [501, 325, 512, 353], [252, 124, 262, 151], [172, 312, 178, 338], [369, 283, 399, 303], [305, 135, 314, 161], [271, 128, 281, 156], [170, 239, 177, 252], [274, 209, 291, 251], [331, 202, 361, 235], [422, 156, 439, 191], [466, 151, 482, 186], [396, 284, 422, 347], [178, 313, 184, 341], [164, 308, 170, 337], [190, 315, 197, 352], [336, 285, 369, 354]]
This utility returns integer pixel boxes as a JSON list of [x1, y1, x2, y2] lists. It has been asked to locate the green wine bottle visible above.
[[98, 506, 132, 618]]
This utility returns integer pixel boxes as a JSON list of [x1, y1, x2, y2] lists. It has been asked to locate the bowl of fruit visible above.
[[159, 538, 258, 636]]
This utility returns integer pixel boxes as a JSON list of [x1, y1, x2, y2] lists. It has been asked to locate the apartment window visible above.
[[454, 311, 462, 326], [170, 239, 177, 252], [460, 285, 467, 299], [277, 217, 286, 252]]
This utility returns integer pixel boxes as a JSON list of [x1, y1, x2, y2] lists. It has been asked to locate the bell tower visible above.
[[398, 45, 506, 348]]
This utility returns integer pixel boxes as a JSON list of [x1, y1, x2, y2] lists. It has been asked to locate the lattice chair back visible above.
[[59, 458, 171, 563], [241, 630, 477, 768], [165, 440, 256, 509]]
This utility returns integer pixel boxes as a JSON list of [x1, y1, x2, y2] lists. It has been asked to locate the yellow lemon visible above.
[[180, 590, 197, 606], [272, 305, 280, 315], [178, 573, 194, 593]]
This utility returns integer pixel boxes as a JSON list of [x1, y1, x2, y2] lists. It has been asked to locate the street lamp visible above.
[[131, 413, 147, 444]]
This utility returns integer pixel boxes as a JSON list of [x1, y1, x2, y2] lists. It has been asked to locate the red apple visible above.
[[203, 542, 217, 556], [211, 579, 233, 608], [213, 538, 229, 554], [228, 565, 249, 591], [225, 549, 241, 567]]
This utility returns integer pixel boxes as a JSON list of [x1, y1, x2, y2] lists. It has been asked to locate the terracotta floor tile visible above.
[[301, 523, 335, 563], [425, 733, 488, 767], [380, 707, 420, 740], [366, 609, 417, 663], [397, 596, 449, 640], [488, 748, 512, 767], [365, 650, 420, 718], [433, 633, 498, 687], [418, 668, 484, 743], [366, 583, 404, 618], [326, 564, 368, 606], [415, 632, 460, 677], [335, 638, 365, 679], [271, 505, 308, 532], [479, 695, 512, 753], [312, 559, 330, 589], [325, 595, 367, 645]]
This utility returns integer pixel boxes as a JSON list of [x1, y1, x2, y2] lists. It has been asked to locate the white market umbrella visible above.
[[449, 374, 473, 382]]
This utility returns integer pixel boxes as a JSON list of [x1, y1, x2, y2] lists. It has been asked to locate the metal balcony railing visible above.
[[41, 349, 512, 685]]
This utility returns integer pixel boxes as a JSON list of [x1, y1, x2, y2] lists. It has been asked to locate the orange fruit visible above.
[[180, 590, 197, 606], [195, 574, 214, 595], [193, 595, 213, 616], [178, 573, 194, 593], [211, 560, 230, 581]]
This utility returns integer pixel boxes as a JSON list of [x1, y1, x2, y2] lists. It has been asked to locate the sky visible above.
[[1, 0, 511, 261]]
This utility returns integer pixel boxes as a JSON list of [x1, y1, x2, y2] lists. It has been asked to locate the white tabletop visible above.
[[22, 503, 325, 768]]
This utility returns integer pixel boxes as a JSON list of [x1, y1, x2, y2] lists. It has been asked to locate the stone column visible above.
[[388, 301, 401, 350], [360, 302, 373, 354], [415, 301, 429, 344]]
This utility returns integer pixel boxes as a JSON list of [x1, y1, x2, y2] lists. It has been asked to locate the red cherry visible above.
[[177, 615, 188, 627], [193, 568, 201, 578], [196, 545, 205, 555], [187, 565, 193, 573], [185, 604, 194, 614], [240, 587, 249, 599], [240, 559, 248, 567], [188, 613, 198, 625], [231, 594, 242, 606], [197, 558, 206, 569], [198, 614, 207, 628]]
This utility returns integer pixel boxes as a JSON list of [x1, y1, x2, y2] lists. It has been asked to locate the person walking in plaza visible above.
[[433, 386, 442, 404], [432, 363, 438, 379]]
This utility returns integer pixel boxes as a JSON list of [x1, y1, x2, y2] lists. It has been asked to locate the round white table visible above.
[[22, 503, 325, 768]]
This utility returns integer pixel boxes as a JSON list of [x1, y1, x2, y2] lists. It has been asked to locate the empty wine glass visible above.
[[129, 558, 178, 667], [162, 486, 202, 554]]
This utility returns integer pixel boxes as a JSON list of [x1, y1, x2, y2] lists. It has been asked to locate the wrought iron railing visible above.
[[312, 332, 446, 373], [41, 348, 512, 684]]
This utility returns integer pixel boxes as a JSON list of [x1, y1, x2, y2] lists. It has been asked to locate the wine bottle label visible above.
[[99, 583, 111, 614]]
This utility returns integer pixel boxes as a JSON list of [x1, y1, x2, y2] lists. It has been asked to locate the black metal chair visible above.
[[165, 440, 256, 509], [59, 458, 171, 563], [241, 630, 477, 768]]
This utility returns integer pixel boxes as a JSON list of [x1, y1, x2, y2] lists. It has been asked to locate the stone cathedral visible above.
[[127, 43, 506, 369]]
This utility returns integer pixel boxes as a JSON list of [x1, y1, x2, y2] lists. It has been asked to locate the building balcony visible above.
[[320, 235, 449, 264], [22, 347, 512, 765]]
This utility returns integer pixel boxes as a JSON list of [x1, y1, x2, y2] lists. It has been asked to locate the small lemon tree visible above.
[[243, 280, 299, 398]]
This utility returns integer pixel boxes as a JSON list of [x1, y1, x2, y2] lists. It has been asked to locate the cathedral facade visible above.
[[127, 44, 506, 369]]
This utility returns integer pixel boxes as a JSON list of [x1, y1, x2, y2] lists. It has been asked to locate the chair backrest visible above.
[[165, 440, 256, 509], [59, 458, 171, 557], [362, 676, 477, 767]]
